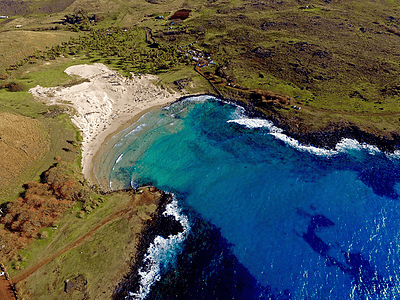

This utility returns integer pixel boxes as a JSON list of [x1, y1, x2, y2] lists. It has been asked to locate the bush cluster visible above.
[[0, 162, 90, 261], [0, 82, 26, 92]]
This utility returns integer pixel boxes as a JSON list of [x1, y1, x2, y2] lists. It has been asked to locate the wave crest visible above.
[[227, 117, 384, 157], [126, 196, 190, 300]]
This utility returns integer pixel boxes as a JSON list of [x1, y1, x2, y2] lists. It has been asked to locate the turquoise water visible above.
[[96, 95, 400, 299]]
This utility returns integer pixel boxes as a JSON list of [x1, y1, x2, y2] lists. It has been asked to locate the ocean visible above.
[[95, 95, 400, 299]]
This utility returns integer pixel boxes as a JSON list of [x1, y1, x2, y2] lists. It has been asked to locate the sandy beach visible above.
[[30, 63, 182, 184]]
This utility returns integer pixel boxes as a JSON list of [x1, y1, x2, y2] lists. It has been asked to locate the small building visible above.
[[0, 16, 8, 19]]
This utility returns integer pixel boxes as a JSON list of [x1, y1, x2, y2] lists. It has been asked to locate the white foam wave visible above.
[[227, 118, 273, 129], [387, 150, 400, 160], [228, 118, 335, 156], [335, 138, 380, 154], [230, 106, 245, 120], [116, 153, 124, 164], [127, 196, 190, 300], [227, 117, 391, 157], [111, 122, 148, 151], [126, 123, 147, 137], [182, 94, 217, 103]]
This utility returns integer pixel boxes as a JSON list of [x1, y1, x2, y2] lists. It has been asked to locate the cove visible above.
[[95, 95, 400, 299]]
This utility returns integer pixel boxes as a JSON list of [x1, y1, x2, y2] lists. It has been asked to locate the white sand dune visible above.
[[30, 63, 181, 183]]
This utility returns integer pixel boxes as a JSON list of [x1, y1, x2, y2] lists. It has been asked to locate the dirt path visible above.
[[0, 276, 16, 300], [12, 208, 130, 284]]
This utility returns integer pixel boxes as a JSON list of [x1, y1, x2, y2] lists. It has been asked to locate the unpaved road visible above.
[[0, 275, 16, 300], [12, 208, 129, 284]]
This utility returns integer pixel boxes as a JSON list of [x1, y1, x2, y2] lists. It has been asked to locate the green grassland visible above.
[[1, 0, 400, 298], [0, 30, 80, 74], [9, 0, 395, 137], [157, 0, 400, 136], [11, 188, 160, 299], [0, 56, 96, 203]]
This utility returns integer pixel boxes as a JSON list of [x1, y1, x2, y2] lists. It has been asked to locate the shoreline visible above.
[[29, 62, 400, 191], [89, 92, 400, 190], [88, 103, 169, 187], [221, 96, 400, 154], [29, 63, 185, 186], [25, 64, 400, 299]]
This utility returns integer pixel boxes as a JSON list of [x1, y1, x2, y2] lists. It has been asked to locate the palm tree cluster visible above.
[[8, 27, 192, 76]]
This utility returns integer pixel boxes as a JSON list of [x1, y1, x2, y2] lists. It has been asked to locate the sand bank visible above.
[[30, 63, 182, 184]]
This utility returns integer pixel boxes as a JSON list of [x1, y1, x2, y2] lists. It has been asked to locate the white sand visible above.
[[30, 63, 182, 182]]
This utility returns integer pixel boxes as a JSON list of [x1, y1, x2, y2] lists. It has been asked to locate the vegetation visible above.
[[2, 0, 400, 137], [0, 162, 89, 261], [10, 187, 164, 300]]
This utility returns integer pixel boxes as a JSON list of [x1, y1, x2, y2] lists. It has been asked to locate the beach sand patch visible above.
[[30, 63, 182, 183]]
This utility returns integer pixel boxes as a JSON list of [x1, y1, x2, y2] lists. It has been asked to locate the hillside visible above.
[[1, 0, 400, 137]]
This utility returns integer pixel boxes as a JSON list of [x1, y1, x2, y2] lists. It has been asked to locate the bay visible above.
[[95, 95, 400, 299]]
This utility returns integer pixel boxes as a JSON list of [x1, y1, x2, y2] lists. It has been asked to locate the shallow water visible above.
[[95, 95, 400, 299]]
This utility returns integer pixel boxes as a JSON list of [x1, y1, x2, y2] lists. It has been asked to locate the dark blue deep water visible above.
[[96, 96, 400, 299]]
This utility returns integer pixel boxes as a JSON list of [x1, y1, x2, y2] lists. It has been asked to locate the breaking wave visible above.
[[126, 196, 190, 300], [227, 117, 383, 157]]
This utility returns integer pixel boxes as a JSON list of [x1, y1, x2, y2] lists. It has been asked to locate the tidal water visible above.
[[95, 95, 400, 299]]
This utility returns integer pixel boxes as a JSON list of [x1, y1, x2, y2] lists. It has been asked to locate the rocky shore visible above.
[[223, 95, 400, 153], [112, 191, 185, 300], [29, 64, 400, 299]]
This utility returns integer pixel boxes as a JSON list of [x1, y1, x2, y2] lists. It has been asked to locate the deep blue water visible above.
[[96, 95, 400, 299]]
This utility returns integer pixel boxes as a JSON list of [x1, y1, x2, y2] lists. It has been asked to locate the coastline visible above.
[[25, 64, 400, 299], [220, 96, 400, 154], [29, 63, 184, 186], [87, 104, 166, 186], [29, 61, 400, 190]]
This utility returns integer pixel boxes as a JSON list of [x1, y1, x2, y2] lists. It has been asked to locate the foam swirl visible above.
[[126, 196, 190, 300], [228, 117, 385, 157]]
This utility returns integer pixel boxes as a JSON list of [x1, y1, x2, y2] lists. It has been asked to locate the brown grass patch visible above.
[[0, 113, 49, 196]]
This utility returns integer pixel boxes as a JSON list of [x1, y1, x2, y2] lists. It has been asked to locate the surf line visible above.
[[167, 94, 391, 157], [124, 195, 190, 300], [226, 116, 391, 157]]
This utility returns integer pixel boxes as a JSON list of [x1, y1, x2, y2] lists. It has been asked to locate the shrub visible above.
[[40, 231, 48, 239], [7, 82, 26, 92]]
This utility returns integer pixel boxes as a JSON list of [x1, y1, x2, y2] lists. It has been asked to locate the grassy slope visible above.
[[11, 188, 160, 300], [155, 0, 400, 136], [0, 30, 78, 74], [0, 56, 96, 203], [59, 0, 398, 136]]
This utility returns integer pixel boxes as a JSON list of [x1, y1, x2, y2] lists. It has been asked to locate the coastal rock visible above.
[[64, 274, 88, 296], [113, 192, 185, 299]]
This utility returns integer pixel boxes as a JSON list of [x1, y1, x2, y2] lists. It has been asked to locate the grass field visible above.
[[2, 0, 398, 138], [0, 30, 80, 74], [10, 188, 162, 299], [0, 56, 95, 203]]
